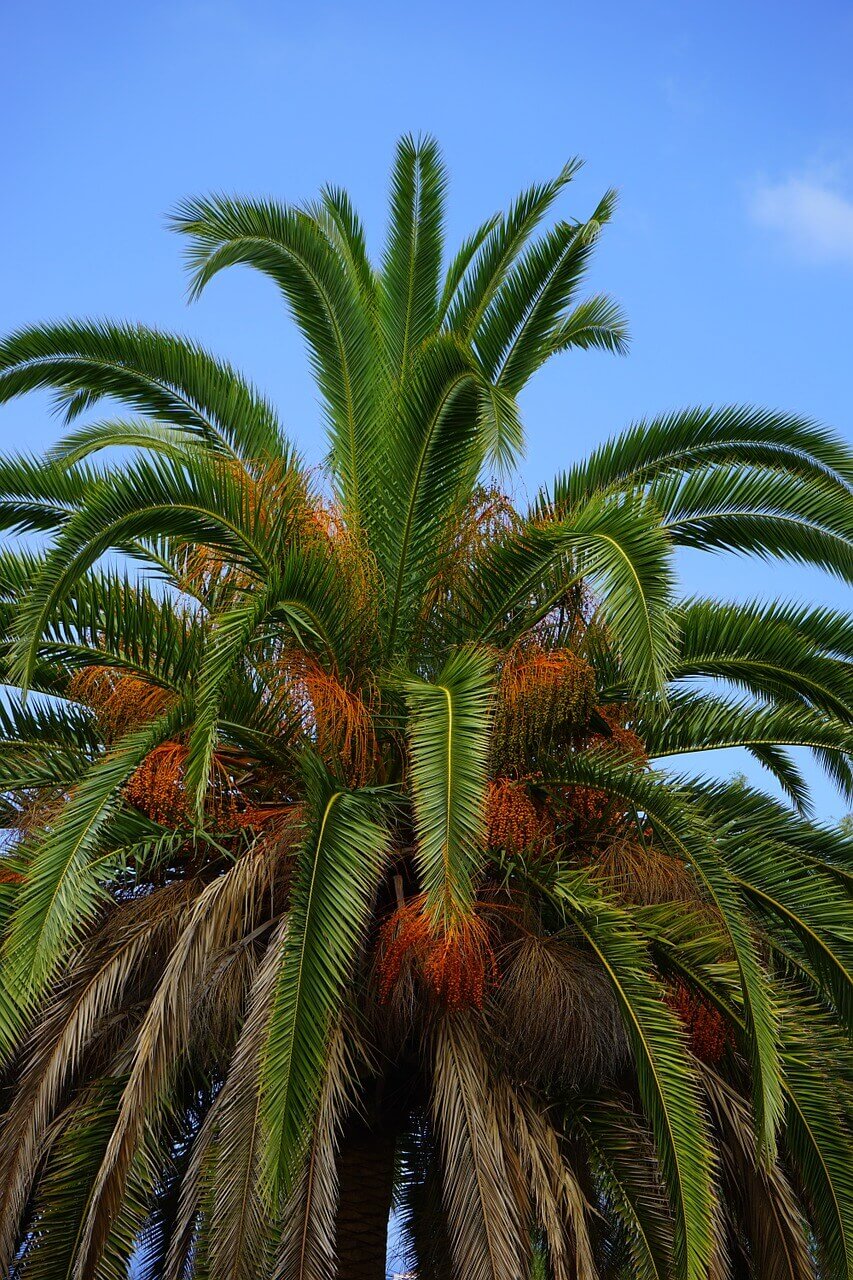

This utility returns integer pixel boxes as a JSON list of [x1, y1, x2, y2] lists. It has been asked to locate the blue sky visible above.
[[4, 0, 853, 819]]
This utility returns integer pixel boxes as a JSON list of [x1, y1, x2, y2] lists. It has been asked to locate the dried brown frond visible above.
[[493, 646, 597, 773], [190, 942, 259, 1068], [588, 836, 702, 906], [203, 920, 283, 1280], [70, 845, 283, 1278], [235, 802, 301, 834], [431, 1015, 529, 1280], [0, 882, 198, 1275], [493, 1082, 597, 1280], [377, 896, 498, 1012], [276, 1015, 371, 1280], [485, 778, 553, 857], [702, 1066, 814, 1280], [164, 1082, 222, 1280], [490, 932, 626, 1089], [7, 788, 68, 836], [68, 666, 175, 741]]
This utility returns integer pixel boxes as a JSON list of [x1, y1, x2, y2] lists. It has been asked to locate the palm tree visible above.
[[0, 136, 850, 1280]]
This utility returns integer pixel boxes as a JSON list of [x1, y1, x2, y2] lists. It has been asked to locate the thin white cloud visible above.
[[748, 174, 853, 265]]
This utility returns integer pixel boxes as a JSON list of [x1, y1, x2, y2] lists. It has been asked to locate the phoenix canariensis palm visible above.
[[0, 136, 851, 1280]]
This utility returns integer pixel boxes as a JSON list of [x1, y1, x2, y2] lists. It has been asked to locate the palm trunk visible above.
[[335, 1119, 396, 1280]]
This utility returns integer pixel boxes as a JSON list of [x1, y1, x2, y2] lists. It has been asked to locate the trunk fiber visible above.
[[335, 1120, 396, 1280]]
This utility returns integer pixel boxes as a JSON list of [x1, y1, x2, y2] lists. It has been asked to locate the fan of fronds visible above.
[[0, 136, 850, 1280]]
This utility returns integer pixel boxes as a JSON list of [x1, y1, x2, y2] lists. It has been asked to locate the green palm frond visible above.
[[437, 213, 501, 323], [695, 783, 853, 1024], [10, 451, 306, 690], [640, 689, 853, 804], [380, 134, 447, 380], [0, 704, 186, 1058], [0, 321, 289, 462], [315, 185, 378, 312], [674, 597, 853, 720], [546, 291, 630, 357], [48, 418, 204, 467], [477, 189, 618, 392], [261, 761, 388, 1196], [470, 493, 678, 695], [171, 195, 379, 526], [690, 776, 853, 892], [545, 405, 853, 507], [445, 159, 583, 337], [402, 648, 493, 925], [0, 453, 101, 535], [381, 335, 482, 651], [185, 544, 353, 811], [782, 1016, 853, 1279], [539, 754, 784, 1154], [650, 463, 853, 580], [2, 564, 198, 695]]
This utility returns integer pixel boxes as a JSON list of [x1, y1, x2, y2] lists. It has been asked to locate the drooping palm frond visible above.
[[261, 760, 389, 1197], [0, 453, 103, 536], [640, 688, 853, 805], [571, 1095, 675, 1280], [171, 195, 380, 529], [0, 321, 290, 462], [702, 1067, 814, 1280], [673, 596, 853, 720], [0, 704, 188, 1060], [466, 493, 679, 694], [493, 1080, 596, 1280], [650, 463, 853, 580], [529, 866, 716, 1280], [274, 1017, 366, 1280], [538, 754, 785, 1154], [70, 843, 281, 1279], [545, 404, 853, 504], [0, 884, 195, 1276], [403, 647, 494, 926]]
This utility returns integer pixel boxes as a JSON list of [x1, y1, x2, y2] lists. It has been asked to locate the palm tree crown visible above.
[[0, 136, 851, 1280]]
